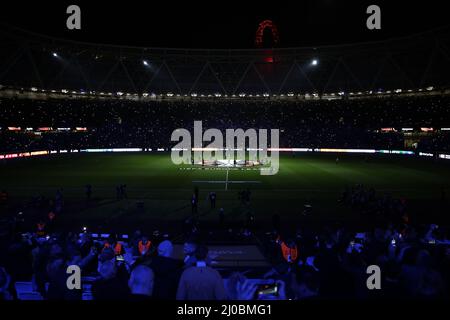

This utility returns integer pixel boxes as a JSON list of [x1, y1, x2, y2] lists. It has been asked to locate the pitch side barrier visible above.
[[1, 147, 450, 161]]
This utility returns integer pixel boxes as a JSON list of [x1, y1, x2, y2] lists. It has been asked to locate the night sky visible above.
[[0, 0, 448, 48]]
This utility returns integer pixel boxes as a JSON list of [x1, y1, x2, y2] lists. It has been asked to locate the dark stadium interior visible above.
[[1, 0, 450, 305]]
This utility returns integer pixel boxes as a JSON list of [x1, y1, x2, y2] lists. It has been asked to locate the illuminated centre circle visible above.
[[195, 159, 262, 167]]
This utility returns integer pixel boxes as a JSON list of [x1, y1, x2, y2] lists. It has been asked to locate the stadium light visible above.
[[52, 52, 59, 58], [311, 59, 318, 66], [143, 60, 149, 66]]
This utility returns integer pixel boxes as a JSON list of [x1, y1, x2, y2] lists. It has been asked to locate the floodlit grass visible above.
[[1, 152, 449, 225]]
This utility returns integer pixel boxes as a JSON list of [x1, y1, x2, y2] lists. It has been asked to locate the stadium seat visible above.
[[82, 292, 93, 300], [14, 282, 43, 300], [17, 292, 44, 300], [81, 276, 97, 283]]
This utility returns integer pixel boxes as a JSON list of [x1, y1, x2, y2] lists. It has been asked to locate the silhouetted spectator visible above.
[[176, 245, 226, 300]]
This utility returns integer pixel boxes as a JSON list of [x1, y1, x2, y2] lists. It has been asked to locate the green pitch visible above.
[[1, 153, 449, 227]]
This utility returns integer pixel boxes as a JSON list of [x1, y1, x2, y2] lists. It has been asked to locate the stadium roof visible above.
[[1, 24, 450, 95]]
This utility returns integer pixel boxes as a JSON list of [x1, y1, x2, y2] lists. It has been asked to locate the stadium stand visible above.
[[0, 220, 449, 300], [0, 23, 449, 302], [0, 93, 450, 153]]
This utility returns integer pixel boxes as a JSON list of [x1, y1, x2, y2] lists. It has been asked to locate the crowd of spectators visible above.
[[339, 184, 408, 220], [1, 94, 450, 153], [0, 211, 449, 301]]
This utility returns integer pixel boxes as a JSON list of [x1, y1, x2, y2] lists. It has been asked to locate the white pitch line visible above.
[[225, 169, 229, 191], [191, 181, 261, 184]]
